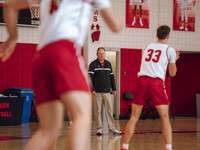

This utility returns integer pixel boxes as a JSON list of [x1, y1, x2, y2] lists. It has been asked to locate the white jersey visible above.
[[130, 0, 142, 5], [134, 0, 142, 3], [27, 0, 111, 50], [181, 0, 188, 9], [138, 42, 176, 81]]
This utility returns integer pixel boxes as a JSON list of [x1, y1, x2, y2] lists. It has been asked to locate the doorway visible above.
[[105, 49, 120, 119]]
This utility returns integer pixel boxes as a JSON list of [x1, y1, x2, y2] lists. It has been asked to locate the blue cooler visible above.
[[6, 88, 33, 123]]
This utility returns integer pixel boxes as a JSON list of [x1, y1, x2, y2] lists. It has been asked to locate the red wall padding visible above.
[[120, 49, 141, 115], [120, 48, 171, 116], [0, 43, 37, 92], [171, 53, 200, 115]]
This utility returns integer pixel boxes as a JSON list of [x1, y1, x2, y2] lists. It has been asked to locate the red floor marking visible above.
[[0, 136, 30, 141]]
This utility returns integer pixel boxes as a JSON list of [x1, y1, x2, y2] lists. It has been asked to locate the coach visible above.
[[89, 47, 121, 135]]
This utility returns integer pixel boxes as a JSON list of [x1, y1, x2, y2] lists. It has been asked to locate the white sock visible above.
[[165, 144, 173, 150], [122, 144, 129, 149]]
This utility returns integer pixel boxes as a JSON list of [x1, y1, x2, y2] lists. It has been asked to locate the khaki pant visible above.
[[93, 93, 115, 130]]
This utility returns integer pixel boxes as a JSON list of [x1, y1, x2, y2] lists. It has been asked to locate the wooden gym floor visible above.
[[0, 117, 200, 150]]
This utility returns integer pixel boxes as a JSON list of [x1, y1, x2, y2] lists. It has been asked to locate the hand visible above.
[[112, 91, 117, 96], [0, 37, 17, 62], [91, 91, 96, 95], [175, 49, 180, 62]]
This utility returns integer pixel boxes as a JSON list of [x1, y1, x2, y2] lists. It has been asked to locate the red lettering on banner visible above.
[[91, 24, 95, 30], [0, 103, 10, 109], [0, 111, 12, 117], [8, 111, 12, 117], [96, 24, 100, 30], [91, 8, 100, 42], [91, 31, 101, 42], [93, 9, 98, 22], [93, 16, 98, 22], [94, 9, 98, 15]]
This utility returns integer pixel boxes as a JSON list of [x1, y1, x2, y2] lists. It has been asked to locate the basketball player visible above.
[[129, 0, 143, 26], [177, 0, 188, 31], [121, 25, 180, 150], [0, 0, 122, 150]]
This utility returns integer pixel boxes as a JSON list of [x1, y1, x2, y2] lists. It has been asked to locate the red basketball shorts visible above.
[[32, 40, 90, 106], [132, 76, 169, 106]]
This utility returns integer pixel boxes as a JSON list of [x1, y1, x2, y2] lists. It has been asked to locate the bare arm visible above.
[[100, 7, 122, 33], [168, 50, 180, 77], [0, 0, 38, 62], [168, 63, 177, 77]]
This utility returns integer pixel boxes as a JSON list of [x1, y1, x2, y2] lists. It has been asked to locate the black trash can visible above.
[[6, 88, 33, 123]]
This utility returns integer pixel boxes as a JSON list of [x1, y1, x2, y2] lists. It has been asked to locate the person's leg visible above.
[[93, 93, 103, 132], [184, 9, 188, 31], [147, 77, 172, 149], [155, 105, 173, 150], [134, 4, 137, 16], [132, 4, 137, 25], [25, 101, 64, 150], [180, 9, 184, 29], [139, 5, 142, 18], [122, 104, 143, 148], [61, 91, 91, 150], [181, 9, 184, 22], [102, 93, 115, 130], [139, 5, 143, 26]]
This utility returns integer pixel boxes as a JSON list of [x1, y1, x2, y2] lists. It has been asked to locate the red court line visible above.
[[0, 136, 30, 141]]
